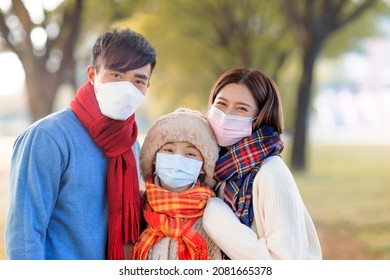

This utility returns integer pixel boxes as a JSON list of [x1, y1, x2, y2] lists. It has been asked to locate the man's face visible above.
[[87, 63, 152, 95]]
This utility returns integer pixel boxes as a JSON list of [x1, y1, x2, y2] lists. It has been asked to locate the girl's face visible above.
[[212, 83, 259, 118], [155, 141, 205, 193]]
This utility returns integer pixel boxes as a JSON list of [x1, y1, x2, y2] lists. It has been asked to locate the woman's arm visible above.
[[202, 197, 274, 259]]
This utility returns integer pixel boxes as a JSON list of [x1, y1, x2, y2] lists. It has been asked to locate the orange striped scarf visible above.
[[131, 175, 215, 260]]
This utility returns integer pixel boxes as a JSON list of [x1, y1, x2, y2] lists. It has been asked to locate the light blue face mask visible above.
[[155, 152, 203, 189]]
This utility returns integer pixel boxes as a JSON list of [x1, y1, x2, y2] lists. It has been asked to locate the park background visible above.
[[0, 0, 390, 260]]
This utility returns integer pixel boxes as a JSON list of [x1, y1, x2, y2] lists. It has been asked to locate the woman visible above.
[[202, 67, 322, 259]]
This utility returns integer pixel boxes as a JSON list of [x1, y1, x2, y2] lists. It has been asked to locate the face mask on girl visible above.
[[206, 105, 255, 147], [95, 80, 144, 121], [155, 152, 203, 189]]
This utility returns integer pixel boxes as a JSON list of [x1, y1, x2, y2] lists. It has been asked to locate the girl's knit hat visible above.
[[140, 108, 219, 187]]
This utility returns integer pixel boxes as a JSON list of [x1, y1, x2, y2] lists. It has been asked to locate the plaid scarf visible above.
[[214, 126, 284, 227], [70, 81, 140, 259], [131, 175, 214, 260]]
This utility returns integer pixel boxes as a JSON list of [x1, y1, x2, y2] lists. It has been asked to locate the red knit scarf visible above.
[[70, 81, 140, 260], [131, 175, 214, 260]]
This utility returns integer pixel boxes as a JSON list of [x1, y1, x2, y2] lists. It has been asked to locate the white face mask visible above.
[[95, 80, 144, 121], [155, 153, 203, 189], [206, 105, 255, 147]]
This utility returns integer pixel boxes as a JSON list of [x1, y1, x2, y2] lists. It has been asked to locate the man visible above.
[[5, 28, 157, 260]]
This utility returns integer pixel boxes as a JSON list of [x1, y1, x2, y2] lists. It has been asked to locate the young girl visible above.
[[202, 67, 322, 259], [131, 108, 222, 260]]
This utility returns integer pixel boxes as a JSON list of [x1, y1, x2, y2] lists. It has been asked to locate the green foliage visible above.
[[81, 0, 143, 32], [322, 1, 388, 59], [118, 0, 296, 120]]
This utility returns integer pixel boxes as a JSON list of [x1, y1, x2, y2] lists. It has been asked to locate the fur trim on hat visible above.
[[140, 108, 219, 187]]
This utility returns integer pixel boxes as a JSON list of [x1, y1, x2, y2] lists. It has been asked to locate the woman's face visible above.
[[212, 83, 259, 118]]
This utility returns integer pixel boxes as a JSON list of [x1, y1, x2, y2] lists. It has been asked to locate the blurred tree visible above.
[[0, 0, 144, 121], [0, 0, 83, 121], [281, 0, 379, 171]]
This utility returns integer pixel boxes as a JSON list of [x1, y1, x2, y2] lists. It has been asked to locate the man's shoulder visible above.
[[16, 108, 81, 142], [28, 108, 79, 132], [35, 108, 76, 126]]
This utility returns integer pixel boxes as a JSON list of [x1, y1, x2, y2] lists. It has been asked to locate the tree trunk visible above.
[[0, 0, 83, 122], [291, 43, 321, 171], [24, 63, 62, 121], [281, 0, 377, 172]]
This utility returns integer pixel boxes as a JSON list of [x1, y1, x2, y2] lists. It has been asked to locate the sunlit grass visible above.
[[287, 143, 390, 259]]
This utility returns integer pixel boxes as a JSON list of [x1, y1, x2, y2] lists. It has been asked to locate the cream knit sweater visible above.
[[202, 156, 322, 260]]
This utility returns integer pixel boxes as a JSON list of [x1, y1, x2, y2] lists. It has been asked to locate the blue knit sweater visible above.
[[5, 108, 141, 259]]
